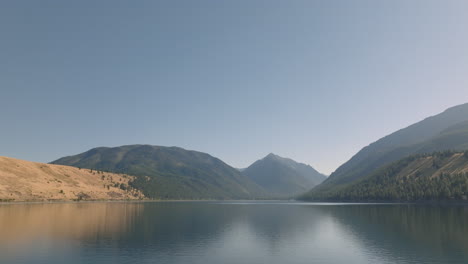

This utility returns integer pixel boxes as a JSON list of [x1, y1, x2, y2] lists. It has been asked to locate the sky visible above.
[[1, 0, 468, 174]]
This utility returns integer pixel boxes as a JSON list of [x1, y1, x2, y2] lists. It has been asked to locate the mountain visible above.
[[304, 102, 468, 200], [301, 151, 468, 201], [0, 156, 143, 202], [51, 145, 266, 200], [242, 153, 326, 197]]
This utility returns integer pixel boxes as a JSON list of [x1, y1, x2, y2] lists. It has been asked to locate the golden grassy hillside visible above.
[[0, 156, 144, 202]]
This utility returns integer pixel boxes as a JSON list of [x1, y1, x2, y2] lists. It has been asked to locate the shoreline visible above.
[[2, 198, 468, 206], [0, 198, 290, 205]]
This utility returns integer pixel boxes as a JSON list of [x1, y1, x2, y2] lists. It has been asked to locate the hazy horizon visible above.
[[2, 1, 468, 174]]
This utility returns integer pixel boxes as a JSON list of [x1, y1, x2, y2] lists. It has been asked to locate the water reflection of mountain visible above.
[[314, 204, 468, 263], [107, 202, 244, 251], [233, 204, 328, 249], [0, 202, 143, 245], [111, 202, 327, 247]]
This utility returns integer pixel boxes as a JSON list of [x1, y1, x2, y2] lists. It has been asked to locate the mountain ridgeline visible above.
[[242, 153, 326, 198], [51, 145, 266, 200], [303, 103, 468, 201]]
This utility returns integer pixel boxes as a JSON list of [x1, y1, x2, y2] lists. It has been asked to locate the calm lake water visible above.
[[0, 201, 467, 264]]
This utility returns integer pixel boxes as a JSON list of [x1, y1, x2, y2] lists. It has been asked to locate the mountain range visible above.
[[51, 145, 326, 200], [51, 145, 266, 200], [3, 103, 468, 202]]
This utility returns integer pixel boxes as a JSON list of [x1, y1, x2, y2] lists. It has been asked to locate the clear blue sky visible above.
[[1, 0, 468, 174]]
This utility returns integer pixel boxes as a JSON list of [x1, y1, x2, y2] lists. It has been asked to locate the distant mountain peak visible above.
[[263, 153, 312, 168], [265, 153, 279, 159], [243, 154, 326, 197]]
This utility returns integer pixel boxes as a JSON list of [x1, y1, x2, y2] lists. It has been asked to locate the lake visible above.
[[0, 201, 467, 264]]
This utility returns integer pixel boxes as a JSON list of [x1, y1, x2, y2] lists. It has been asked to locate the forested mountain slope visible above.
[[301, 151, 468, 201]]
